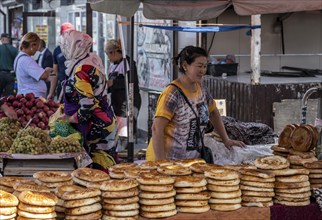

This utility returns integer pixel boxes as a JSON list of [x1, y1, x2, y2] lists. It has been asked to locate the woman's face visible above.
[[24, 40, 39, 56], [184, 56, 208, 83]]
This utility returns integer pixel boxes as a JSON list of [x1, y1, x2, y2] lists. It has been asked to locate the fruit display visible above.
[[0, 93, 60, 130], [0, 117, 21, 139], [48, 137, 82, 153], [0, 131, 13, 152], [50, 121, 79, 138]]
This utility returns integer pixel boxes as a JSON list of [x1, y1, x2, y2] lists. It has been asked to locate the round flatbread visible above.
[[176, 200, 208, 207], [103, 196, 139, 205], [102, 187, 139, 199], [72, 176, 102, 188], [56, 185, 101, 200], [307, 168, 322, 174], [0, 177, 31, 188], [139, 189, 176, 199], [141, 203, 176, 212], [254, 156, 289, 170], [18, 191, 57, 207], [240, 175, 275, 183], [207, 184, 239, 192], [240, 184, 274, 192], [18, 210, 56, 219], [288, 149, 315, 157], [269, 168, 309, 176], [209, 197, 242, 204], [34, 179, 73, 188], [65, 210, 102, 220], [240, 180, 274, 188], [175, 185, 207, 193], [177, 205, 210, 213], [139, 160, 173, 170], [242, 196, 272, 202], [275, 186, 311, 194], [241, 190, 274, 197], [210, 190, 241, 199], [0, 213, 16, 220], [206, 178, 240, 186], [278, 124, 295, 148], [274, 199, 310, 206], [103, 202, 139, 211], [18, 203, 54, 213], [210, 203, 241, 211], [65, 203, 102, 215], [72, 168, 109, 182], [205, 169, 239, 180], [290, 125, 312, 152], [274, 196, 309, 202], [275, 191, 311, 198], [288, 155, 318, 165], [174, 176, 207, 187], [225, 164, 257, 171], [139, 209, 176, 218], [139, 197, 174, 206], [309, 179, 322, 184], [64, 196, 101, 208], [275, 175, 309, 183], [100, 179, 138, 191], [239, 169, 275, 179], [157, 165, 191, 176], [174, 158, 206, 167], [102, 215, 137, 220], [190, 163, 223, 173], [139, 184, 173, 192], [175, 191, 210, 200], [0, 206, 17, 215], [275, 181, 310, 189], [304, 161, 322, 169], [104, 209, 139, 217], [241, 201, 273, 207], [271, 145, 289, 153], [0, 190, 19, 207], [137, 172, 175, 185], [14, 183, 50, 192], [33, 171, 72, 183]]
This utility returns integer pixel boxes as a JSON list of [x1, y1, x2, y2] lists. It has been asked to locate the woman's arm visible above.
[[39, 67, 53, 80], [151, 116, 170, 160], [209, 108, 245, 149], [47, 64, 58, 99]]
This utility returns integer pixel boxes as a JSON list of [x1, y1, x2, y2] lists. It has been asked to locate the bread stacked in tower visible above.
[[17, 191, 58, 219], [175, 176, 210, 213], [56, 185, 102, 220], [205, 168, 242, 211], [33, 171, 73, 192], [304, 161, 322, 189], [157, 164, 192, 177], [0, 190, 19, 220], [0, 176, 33, 193], [239, 169, 275, 207], [100, 179, 139, 219], [255, 155, 311, 206], [190, 162, 223, 178], [71, 168, 109, 188], [137, 172, 177, 218], [13, 182, 50, 198]]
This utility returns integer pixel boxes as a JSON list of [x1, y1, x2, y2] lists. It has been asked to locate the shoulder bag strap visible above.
[[168, 83, 206, 149]]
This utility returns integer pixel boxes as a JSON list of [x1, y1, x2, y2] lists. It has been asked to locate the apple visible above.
[[36, 100, 44, 108], [20, 98, 27, 104], [43, 105, 50, 112], [25, 93, 35, 101], [16, 94, 24, 100], [47, 110, 54, 117], [16, 109, 24, 116], [7, 95, 16, 103], [38, 112, 46, 119], [12, 101, 19, 108]]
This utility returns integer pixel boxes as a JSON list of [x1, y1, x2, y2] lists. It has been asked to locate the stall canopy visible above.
[[89, 0, 322, 20]]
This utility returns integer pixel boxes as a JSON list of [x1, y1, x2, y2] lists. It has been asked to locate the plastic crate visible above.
[[207, 63, 238, 76]]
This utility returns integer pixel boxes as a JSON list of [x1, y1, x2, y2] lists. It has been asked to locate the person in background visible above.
[[37, 39, 54, 97], [14, 32, 52, 98], [60, 30, 116, 169], [104, 39, 142, 150], [0, 33, 18, 97], [146, 46, 245, 161], [49, 22, 75, 101], [0, 98, 17, 119]]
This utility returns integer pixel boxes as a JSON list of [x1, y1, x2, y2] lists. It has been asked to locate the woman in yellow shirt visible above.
[[147, 46, 245, 161]]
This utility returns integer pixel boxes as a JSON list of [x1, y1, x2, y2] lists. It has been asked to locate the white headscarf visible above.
[[60, 30, 105, 77]]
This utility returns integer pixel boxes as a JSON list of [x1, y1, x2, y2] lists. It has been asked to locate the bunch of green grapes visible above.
[[9, 135, 48, 154], [0, 119, 21, 139], [17, 127, 51, 146], [0, 132, 13, 152], [48, 137, 82, 153]]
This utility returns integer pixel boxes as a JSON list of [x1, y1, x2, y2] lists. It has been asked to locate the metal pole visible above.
[[250, 15, 261, 85]]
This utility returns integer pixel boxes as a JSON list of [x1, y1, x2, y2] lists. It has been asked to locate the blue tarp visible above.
[[142, 25, 261, 33]]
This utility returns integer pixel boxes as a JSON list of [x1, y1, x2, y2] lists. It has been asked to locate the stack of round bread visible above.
[[33, 171, 73, 192], [304, 161, 322, 189], [0, 176, 33, 193], [13, 182, 50, 198], [157, 164, 191, 176], [0, 190, 19, 220], [174, 176, 210, 213], [71, 168, 109, 188], [287, 154, 318, 169], [239, 169, 275, 207], [139, 160, 174, 170], [17, 191, 58, 219], [100, 179, 139, 219], [189, 162, 223, 178], [56, 185, 102, 220], [271, 145, 290, 158], [205, 168, 242, 211], [137, 172, 177, 218], [108, 163, 139, 179], [270, 168, 311, 206]]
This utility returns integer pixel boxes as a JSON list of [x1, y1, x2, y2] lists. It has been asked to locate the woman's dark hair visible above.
[[173, 46, 208, 73]]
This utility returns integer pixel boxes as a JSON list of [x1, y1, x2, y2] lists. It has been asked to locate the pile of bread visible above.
[[0, 155, 320, 219]]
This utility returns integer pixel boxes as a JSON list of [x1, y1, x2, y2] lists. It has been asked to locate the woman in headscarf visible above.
[[60, 30, 116, 168]]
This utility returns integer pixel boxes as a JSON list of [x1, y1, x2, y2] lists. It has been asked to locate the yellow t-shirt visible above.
[[146, 80, 217, 161]]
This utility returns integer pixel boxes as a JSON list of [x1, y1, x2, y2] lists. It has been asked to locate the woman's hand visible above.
[[223, 139, 246, 150]]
